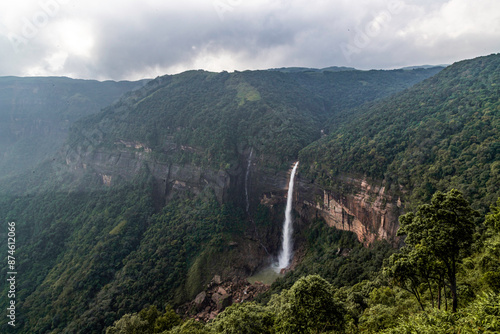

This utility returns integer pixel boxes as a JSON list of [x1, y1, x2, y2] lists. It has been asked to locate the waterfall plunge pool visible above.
[[247, 265, 284, 285]]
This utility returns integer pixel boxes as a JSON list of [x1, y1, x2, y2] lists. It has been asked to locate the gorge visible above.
[[1, 54, 499, 333]]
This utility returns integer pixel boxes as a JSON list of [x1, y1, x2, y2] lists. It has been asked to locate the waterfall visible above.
[[245, 148, 253, 213], [277, 161, 299, 270]]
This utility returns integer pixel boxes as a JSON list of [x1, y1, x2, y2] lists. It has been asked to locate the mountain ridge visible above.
[[299, 53, 500, 213]]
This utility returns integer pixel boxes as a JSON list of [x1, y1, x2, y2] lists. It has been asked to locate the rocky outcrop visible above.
[[295, 176, 403, 245], [244, 159, 402, 245], [180, 275, 270, 322]]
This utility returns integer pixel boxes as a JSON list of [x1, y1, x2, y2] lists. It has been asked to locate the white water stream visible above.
[[245, 148, 253, 213], [277, 161, 299, 270]]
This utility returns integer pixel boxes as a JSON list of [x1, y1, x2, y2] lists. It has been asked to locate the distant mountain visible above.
[[400, 64, 449, 70], [268, 65, 448, 73], [321, 66, 358, 72], [0, 76, 148, 179], [268, 66, 356, 73]]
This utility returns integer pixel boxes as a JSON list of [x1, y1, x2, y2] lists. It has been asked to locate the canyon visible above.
[[65, 141, 403, 252]]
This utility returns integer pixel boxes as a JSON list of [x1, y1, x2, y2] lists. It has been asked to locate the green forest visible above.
[[300, 55, 500, 214], [103, 191, 500, 334], [67, 66, 441, 171], [0, 54, 499, 333]]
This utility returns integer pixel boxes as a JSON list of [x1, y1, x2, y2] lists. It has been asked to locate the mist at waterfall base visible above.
[[247, 162, 299, 285]]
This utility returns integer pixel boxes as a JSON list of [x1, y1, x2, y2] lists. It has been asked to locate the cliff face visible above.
[[65, 142, 402, 245], [247, 162, 402, 246], [295, 176, 403, 245], [64, 141, 232, 204]]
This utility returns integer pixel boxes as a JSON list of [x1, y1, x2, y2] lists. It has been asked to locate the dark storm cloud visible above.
[[0, 0, 499, 80]]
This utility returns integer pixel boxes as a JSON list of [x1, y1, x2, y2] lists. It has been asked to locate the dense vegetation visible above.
[[0, 54, 498, 333], [259, 221, 396, 300], [104, 191, 500, 333], [1, 171, 253, 333], [0, 76, 146, 178], [68, 67, 441, 170], [300, 54, 500, 213]]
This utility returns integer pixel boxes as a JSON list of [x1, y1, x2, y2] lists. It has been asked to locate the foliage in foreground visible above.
[[386, 189, 478, 312], [108, 275, 346, 334], [107, 279, 500, 334], [382, 292, 500, 334]]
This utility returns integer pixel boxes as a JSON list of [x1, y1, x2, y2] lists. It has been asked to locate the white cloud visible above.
[[401, 0, 500, 44], [46, 20, 95, 58], [24, 51, 68, 76]]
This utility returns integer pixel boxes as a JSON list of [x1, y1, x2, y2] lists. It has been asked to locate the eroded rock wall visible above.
[[65, 141, 402, 245], [64, 142, 232, 204], [248, 162, 402, 245], [295, 176, 402, 245]]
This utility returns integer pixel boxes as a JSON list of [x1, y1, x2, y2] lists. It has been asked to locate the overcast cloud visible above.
[[0, 0, 499, 80]]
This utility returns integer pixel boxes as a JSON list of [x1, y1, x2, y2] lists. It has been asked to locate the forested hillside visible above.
[[0, 77, 147, 178], [67, 67, 442, 172], [300, 54, 500, 213], [102, 54, 500, 333], [0, 66, 444, 333]]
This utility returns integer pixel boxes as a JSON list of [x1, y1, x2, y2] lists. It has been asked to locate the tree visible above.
[[152, 305, 182, 333], [485, 197, 500, 232], [209, 301, 275, 334], [384, 249, 427, 311], [396, 189, 478, 312], [480, 198, 500, 292], [106, 305, 181, 334], [166, 319, 210, 334], [273, 275, 345, 333], [385, 242, 447, 310], [105, 313, 148, 334]]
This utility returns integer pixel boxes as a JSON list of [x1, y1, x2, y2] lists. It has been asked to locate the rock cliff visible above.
[[64, 141, 232, 204], [65, 142, 402, 247], [295, 176, 403, 245], [248, 161, 403, 246]]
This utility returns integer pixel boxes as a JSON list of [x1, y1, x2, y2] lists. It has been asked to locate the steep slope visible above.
[[299, 53, 500, 242], [0, 67, 443, 333], [65, 67, 442, 172], [0, 76, 148, 178]]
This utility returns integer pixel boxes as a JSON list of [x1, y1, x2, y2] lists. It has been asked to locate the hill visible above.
[[300, 53, 500, 214], [0, 76, 148, 179], [66, 67, 443, 172]]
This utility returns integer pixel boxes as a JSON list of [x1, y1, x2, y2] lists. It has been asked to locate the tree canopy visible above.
[[389, 189, 478, 312]]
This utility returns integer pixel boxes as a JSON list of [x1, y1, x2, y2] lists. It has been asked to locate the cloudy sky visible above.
[[1, 0, 499, 81]]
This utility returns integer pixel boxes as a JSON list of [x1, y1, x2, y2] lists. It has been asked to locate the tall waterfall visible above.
[[277, 161, 299, 270], [245, 148, 253, 213]]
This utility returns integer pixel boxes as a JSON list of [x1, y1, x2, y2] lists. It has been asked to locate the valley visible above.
[[0, 55, 498, 333]]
